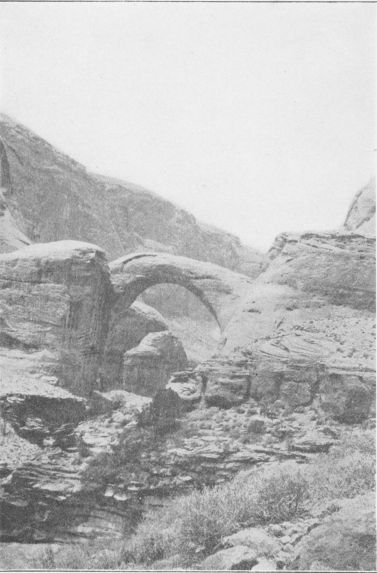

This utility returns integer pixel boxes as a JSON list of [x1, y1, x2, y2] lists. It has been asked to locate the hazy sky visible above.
[[0, 3, 375, 250]]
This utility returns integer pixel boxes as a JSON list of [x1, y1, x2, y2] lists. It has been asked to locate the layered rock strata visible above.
[[0, 241, 111, 396]]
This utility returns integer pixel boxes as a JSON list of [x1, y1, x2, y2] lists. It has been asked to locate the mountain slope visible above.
[[0, 114, 263, 277]]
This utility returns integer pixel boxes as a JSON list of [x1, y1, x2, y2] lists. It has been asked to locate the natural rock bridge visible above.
[[110, 251, 253, 331], [0, 241, 254, 396]]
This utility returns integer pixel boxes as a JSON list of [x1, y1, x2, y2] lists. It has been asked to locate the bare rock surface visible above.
[[342, 177, 375, 236], [0, 139, 31, 253], [223, 526, 281, 556], [215, 228, 375, 419], [0, 240, 111, 396], [199, 545, 258, 570]]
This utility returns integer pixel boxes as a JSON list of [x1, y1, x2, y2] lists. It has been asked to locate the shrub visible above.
[[253, 463, 309, 523], [305, 430, 375, 503], [122, 461, 310, 564]]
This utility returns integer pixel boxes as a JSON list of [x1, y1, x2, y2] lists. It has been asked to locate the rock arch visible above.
[[110, 252, 253, 331]]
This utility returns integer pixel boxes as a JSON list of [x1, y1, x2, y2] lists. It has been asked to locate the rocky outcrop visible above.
[[0, 241, 111, 396], [122, 332, 188, 397], [291, 493, 376, 571], [0, 114, 263, 276], [343, 178, 375, 236], [262, 231, 375, 310], [213, 229, 376, 420], [199, 545, 258, 570], [0, 392, 85, 446]]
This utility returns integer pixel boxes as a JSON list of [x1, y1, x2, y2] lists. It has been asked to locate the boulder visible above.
[[200, 545, 258, 570], [199, 355, 252, 409], [291, 493, 376, 571], [100, 301, 168, 390], [122, 331, 188, 397], [251, 557, 278, 570], [291, 431, 336, 453], [223, 526, 281, 557], [247, 416, 268, 434], [166, 371, 203, 410], [319, 373, 372, 423], [141, 387, 182, 433]]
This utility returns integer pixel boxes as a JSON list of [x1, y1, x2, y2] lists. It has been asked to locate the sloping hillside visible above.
[[0, 114, 263, 277]]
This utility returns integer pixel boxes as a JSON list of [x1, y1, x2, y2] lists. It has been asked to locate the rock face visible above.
[[0, 140, 30, 253], [0, 114, 263, 276], [122, 331, 188, 397], [0, 189, 30, 254], [0, 241, 111, 396], [291, 493, 376, 571], [212, 229, 376, 420], [0, 240, 251, 401], [343, 178, 375, 236]]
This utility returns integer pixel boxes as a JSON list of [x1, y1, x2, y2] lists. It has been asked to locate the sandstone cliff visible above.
[[0, 114, 263, 277]]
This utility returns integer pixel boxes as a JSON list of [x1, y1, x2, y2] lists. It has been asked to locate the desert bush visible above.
[[306, 429, 375, 503], [253, 463, 309, 523], [123, 432, 375, 567], [121, 461, 310, 564]]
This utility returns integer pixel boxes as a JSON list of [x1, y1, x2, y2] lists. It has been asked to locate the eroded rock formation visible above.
[[122, 331, 188, 396], [0, 241, 111, 396], [110, 251, 253, 331], [0, 131, 374, 560]]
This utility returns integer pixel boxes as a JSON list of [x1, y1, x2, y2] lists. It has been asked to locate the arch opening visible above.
[[100, 281, 222, 398], [139, 282, 222, 365], [104, 251, 253, 395]]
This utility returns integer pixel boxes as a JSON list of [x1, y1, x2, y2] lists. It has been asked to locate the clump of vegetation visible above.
[[305, 428, 375, 503], [102, 461, 310, 568]]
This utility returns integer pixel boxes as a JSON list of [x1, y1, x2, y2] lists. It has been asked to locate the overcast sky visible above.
[[0, 2, 375, 250]]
